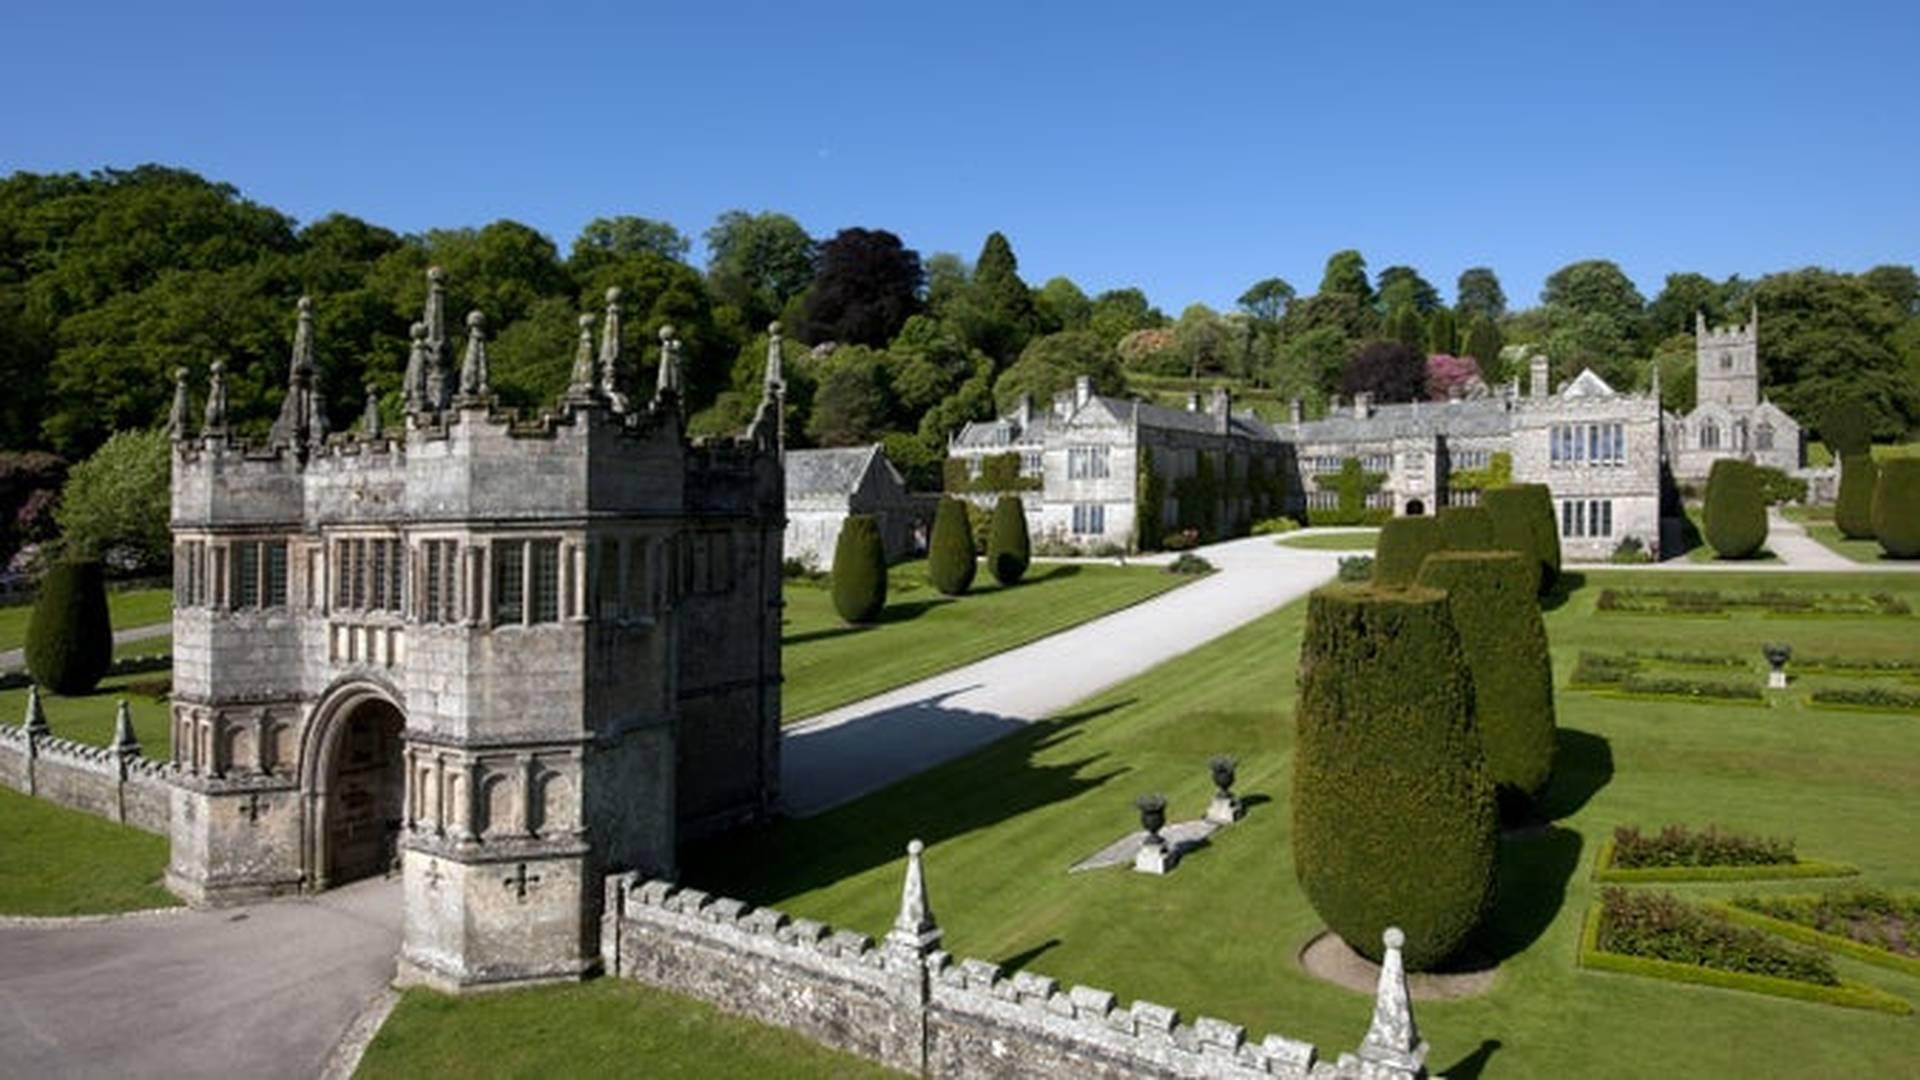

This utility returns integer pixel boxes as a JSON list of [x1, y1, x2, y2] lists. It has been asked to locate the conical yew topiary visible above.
[[928, 497, 977, 596], [987, 494, 1031, 586], [831, 514, 887, 624], [1872, 458, 1920, 559], [1835, 454, 1877, 541], [1372, 515, 1443, 588], [1436, 505, 1496, 551], [1292, 584, 1497, 971], [1704, 458, 1767, 559], [1418, 551, 1556, 807], [25, 559, 113, 695], [1484, 484, 1558, 594]]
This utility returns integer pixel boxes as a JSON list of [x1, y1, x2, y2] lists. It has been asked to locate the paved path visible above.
[[1761, 510, 1866, 570], [0, 877, 401, 1079], [780, 534, 1347, 816], [0, 623, 171, 672]]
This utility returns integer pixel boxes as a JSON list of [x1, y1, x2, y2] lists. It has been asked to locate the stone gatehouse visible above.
[[162, 270, 784, 990]]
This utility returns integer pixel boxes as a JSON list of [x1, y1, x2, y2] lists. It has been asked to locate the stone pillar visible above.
[[1530, 355, 1550, 399], [1339, 927, 1430, 1079]]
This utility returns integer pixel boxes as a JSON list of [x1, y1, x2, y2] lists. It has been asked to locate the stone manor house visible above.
[[950, 314, 1804, 562], [161, 271, 785, 990]]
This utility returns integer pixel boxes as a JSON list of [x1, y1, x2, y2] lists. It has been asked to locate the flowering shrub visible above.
[[1425, 353, 1482, 401], [1612, 825, 1795, 869]]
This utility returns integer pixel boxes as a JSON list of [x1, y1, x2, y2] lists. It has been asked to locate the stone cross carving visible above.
[[1353, 927, 1428, 1076], [109, 699, 140, 757], [567, 312, 598, 400], [503, 862, 542, 902], [240, 792, 270, 824], [168, 367, 192, 440], [21, 683, 48, 736], [423, 859, 444, 892], [458, 310, 491, 401], [202, 361, 230, 436], [885, 839, 942, 957]]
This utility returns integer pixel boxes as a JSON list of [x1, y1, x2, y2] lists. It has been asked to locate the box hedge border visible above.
[[1705, 900, 1920, 980], [1590, 835, 1859, 884], [1576, 902, 1912, 1015]]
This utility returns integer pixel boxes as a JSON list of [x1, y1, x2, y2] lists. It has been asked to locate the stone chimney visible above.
[[1530, 355, 1550, 399], [1208, 387, 1231, 434], [1186, 391, 1202, 412], [1074, 375, 1092, 409], [1354, 392, 1372, 420], [1288, 398, 1304, 425]]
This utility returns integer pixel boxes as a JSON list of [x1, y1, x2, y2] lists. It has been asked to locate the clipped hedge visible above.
[[1872, 458, 1920, 558], [1292, 584, 1496, 970], [1370, 516, 1443, 588], [1417, 551, 1555, 803], [928, 497, 977, 596], [1484, 484, 1557, 594], [1435, 505, 1495, 551], [986, 494, 1031, 586], [1834, 454, 1877, 540], [25, 559, 113, 695], [1703, 458, 1767, 559], [1721, 892, 1920, 978], [1809, 686, 1920, 712], [830, 515, 887, 624]]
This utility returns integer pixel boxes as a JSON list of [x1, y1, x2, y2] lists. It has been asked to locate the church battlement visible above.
[[1695, 308, 1757, 350]]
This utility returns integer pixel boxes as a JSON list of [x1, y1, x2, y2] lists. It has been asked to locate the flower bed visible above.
[[1716, 892, 1920, 977], [1809, 686, 1920, 713], [1595, 588, 1912, 618], [1569, 651, 1638, 687], [1592, 828, 1857, 883], [1616, 674, 1763, 703]]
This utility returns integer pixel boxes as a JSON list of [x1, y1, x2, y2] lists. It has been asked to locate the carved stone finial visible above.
[[1353, 926, 1428, 1075], [110, 699, 140, 757], [424, 267, 450, 409], [168, 367, 192, 440], [202, 360, 230, 436], [885, 839, 942, 957], [764, 322, 785, 391], [568, 313, 598, 400], [363, 383, 383, 439], [310, 386, 330, 442], [654, 325, 681, 401], [291, 295, 316, 378], [22, 683, 48, 736], [458, 310, 491, 402], [598, 288, 625, 409], [404, 321, 430, 414]]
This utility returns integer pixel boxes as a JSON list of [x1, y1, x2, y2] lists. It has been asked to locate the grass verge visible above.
[[1273, 531, 1379, 551], [0, 785, 176, 915]]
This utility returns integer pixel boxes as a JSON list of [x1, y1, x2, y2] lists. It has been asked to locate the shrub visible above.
[[927, 497, 977, 596], [25, 559, 113, 694], [830, 515, 887, 624], [1872, 458, 1920, 558], [1483, 484, 1557, 594], [1335, 555, 1373, 583], [1371, 515, 1443, 588], [1703, 459, 1768, 559], [1249, 516, 1301, 536], [1612, 825, 1794, 869], [1160, 527, 1201, 551], [1753, 465, 1807, 506], [1596, 889, 1838, 986], [1819, 396, 1873, 459], [1167, 553, 1214, 575], [781, 557, 825, 582], [1618, 674, 1762, 701], [1835, 454, 1878, 540], [1810, 686, 1920, 711], [1610, 535, 1652, 563], [1418, 552, 1556, 802], [1435, 505, 1494, 551], [1292, 585, 1497, 970], [52, 428, 173, 573], [986, 494, 1031, 586]]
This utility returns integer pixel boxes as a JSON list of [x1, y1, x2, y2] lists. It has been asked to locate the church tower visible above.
[[1694, 307, 1759, 409]]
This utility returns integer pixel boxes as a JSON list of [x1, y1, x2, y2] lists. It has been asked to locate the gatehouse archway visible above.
[[302, 683, 407, 891], [1405, 499, 1425, 516]]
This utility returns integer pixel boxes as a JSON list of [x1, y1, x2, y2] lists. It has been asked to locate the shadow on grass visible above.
[[782, 597, 957, 646], [1540, 570, 1587, 613], [997, 938, 1060, 973], [1439, 1038, 1503, 1080], [1534, 728, 1614, 822], [683, 697, 1132, 904], [1473, 825, 1582, 964]]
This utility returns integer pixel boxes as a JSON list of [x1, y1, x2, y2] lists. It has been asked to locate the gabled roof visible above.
[[785, 445, 892, 497], [1285, 398, 1516, 443], [1561, 368, 1616, 399]]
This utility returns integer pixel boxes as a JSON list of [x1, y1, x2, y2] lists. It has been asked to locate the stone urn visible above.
[[1207, 754, 1245, 825], [1135, 793, 1168, 846], [1763, 643, 1792, 690]]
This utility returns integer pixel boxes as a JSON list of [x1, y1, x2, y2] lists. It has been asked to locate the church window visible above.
[[1757, 424, 1775, 451], [1699, 421, 1720, 450]]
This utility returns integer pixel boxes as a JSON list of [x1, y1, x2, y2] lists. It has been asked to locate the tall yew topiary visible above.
[[1872, 458, 1920, 558], [1292, 585, 1497, 971], [987, 494, 1031, 586], [928, 497, 977, 596], [1835, 454, 1877, 540], [1436, 505, 1495, 551], [1703, 458, 1767, 559], [1484, 484, 1558, 594], [1418, 552, 1556, 807], [831, 514, 887, 624], [1372, 515, 1443, 588], [25, 559, 113, 695]]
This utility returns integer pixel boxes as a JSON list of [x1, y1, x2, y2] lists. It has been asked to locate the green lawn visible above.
[[1780, 505, 1910, 564], [672, 568, 1920, 1078], [1806, 440, 1920, 467], [1274, 530, 1378, 551], [782, 560, 1187, 722], [0, 670, 172, 757], [0, 587, 173, 654], [358, 980, 897, 1079], [0, 784, 176, 915]]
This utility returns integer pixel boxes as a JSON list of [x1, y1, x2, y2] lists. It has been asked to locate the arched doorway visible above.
[[1405, 499, 1426, 516], [305, 691, 407, 890]]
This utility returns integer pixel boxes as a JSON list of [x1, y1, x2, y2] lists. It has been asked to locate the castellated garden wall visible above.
[[602, 874, 1419, 1080], [0, 726, 174, 833]]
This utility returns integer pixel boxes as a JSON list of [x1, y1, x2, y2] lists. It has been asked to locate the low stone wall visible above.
[[602, 852, 1430, 1079], [0, 726, 176, 833]]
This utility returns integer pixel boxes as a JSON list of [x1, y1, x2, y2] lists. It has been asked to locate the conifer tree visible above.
[[928, 497, 977, 596], [987, 494, 1031, 586]]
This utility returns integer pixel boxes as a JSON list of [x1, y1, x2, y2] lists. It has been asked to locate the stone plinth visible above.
[[1206, 794, 1244, 825], [1132, 841, 1175, 875]]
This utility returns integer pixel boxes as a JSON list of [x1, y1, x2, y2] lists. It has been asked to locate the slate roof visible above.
[[1284, 398, 1517, 443], [786, 445, 891, 497]]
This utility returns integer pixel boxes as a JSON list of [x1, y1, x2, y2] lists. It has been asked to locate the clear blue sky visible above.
[[4, 1, 1915, 314]]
